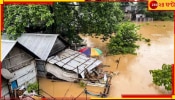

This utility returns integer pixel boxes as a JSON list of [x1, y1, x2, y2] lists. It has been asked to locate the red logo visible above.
[[150, 0, 158, 9]]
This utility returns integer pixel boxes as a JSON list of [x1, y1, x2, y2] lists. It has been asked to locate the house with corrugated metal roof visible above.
[[17, 33, 102, 81], [1, 33, 104, 99], [47, 49, 102, 81], [17, 33, 68, 61], [17, 33, 69, 77], [1, 40, 38, 98]]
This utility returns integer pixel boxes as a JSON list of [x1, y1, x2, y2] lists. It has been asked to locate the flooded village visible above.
[[1, 2, 174, 100], [1, 21, 174, 99], [39, 21, 174, 98]]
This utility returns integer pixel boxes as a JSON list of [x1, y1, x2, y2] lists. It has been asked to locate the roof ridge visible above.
[[1, 40, 17, 42], [22, 33, 59, 36]]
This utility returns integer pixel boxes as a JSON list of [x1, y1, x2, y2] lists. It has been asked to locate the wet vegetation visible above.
[[4, 3, 123, 43], [150, 64, 172, 91], [27, 82, 39, 92], [79, 81, 87, 87], [107, 22, 140, 55]]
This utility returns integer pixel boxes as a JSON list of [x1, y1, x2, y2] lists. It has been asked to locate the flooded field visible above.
[[39, 21, 174, 98]]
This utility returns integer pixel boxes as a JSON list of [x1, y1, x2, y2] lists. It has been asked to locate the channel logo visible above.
[[149, 0, 158, 9], [148, 0, 175, 10]]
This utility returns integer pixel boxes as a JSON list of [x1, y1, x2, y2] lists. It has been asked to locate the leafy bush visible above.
[[107, 22, 140, 55], [27, 82, 38, 92], [145, 11, 174, 21], [149, 64, 172, 91], [79, 81, 86, 87]]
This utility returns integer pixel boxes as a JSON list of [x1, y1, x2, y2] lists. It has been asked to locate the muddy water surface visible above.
[[39, 21, 174, 98]]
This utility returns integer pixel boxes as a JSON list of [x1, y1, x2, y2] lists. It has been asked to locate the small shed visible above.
[[47, 49, 102, 80], [1, 40, 38, 98], [17, 33, 68, 77]]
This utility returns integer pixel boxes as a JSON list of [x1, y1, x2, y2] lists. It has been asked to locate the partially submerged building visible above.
[[136, 14, 146, 22], [1, 40, 38, 98], [17, 33, 102, 82], [1, 33, 103, 99], [17, 33, 68, 77], [47, 49, 102, 81]]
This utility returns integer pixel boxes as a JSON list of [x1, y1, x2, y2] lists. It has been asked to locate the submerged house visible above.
[[17, 33, 68, 77], [136, 14, 146, 22], [47, 49, 102, 81], [17, 33, 102, 82], [1, 40, 38, 98]]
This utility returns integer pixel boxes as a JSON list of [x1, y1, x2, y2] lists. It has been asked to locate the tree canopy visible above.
[[4, 5, 54, 39], [107, 22, 140, 55], [4, 3, 124, 43], [149, 64, 172, 91]]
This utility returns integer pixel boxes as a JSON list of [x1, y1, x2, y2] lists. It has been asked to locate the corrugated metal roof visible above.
[[47, 49, 102, 78], [17, 33, 59, 60], [1, 40, 17, 61]]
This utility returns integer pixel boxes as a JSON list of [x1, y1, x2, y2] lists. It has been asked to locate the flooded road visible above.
[[39, 21, 174, 98]]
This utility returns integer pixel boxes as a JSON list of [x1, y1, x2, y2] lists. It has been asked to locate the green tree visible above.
[[107, 22, 140, 55], [136, 2, 147, 14], [119, 2, 132, 11], [149, 64, 172, 91], [4, 5, 54, 39], [145, 11, 174, 21], [4, 3, 123, 43]]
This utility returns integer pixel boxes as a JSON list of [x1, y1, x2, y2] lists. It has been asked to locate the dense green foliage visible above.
[[79, 3, 123, 36], [149, 64, 172, 91], [27, 82, 39, 92], [4, 3, 123, 43], [52, 3, 123, 43], [145, 11, 174, 21], [107, 22, 140, 55], [4, 5, 54, 39]]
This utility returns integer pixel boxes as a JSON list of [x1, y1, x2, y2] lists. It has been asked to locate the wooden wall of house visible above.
[[2, 46, 33, 72]]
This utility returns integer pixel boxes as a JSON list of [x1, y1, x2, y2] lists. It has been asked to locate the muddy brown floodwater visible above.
[[39, 21, 174, 98]]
